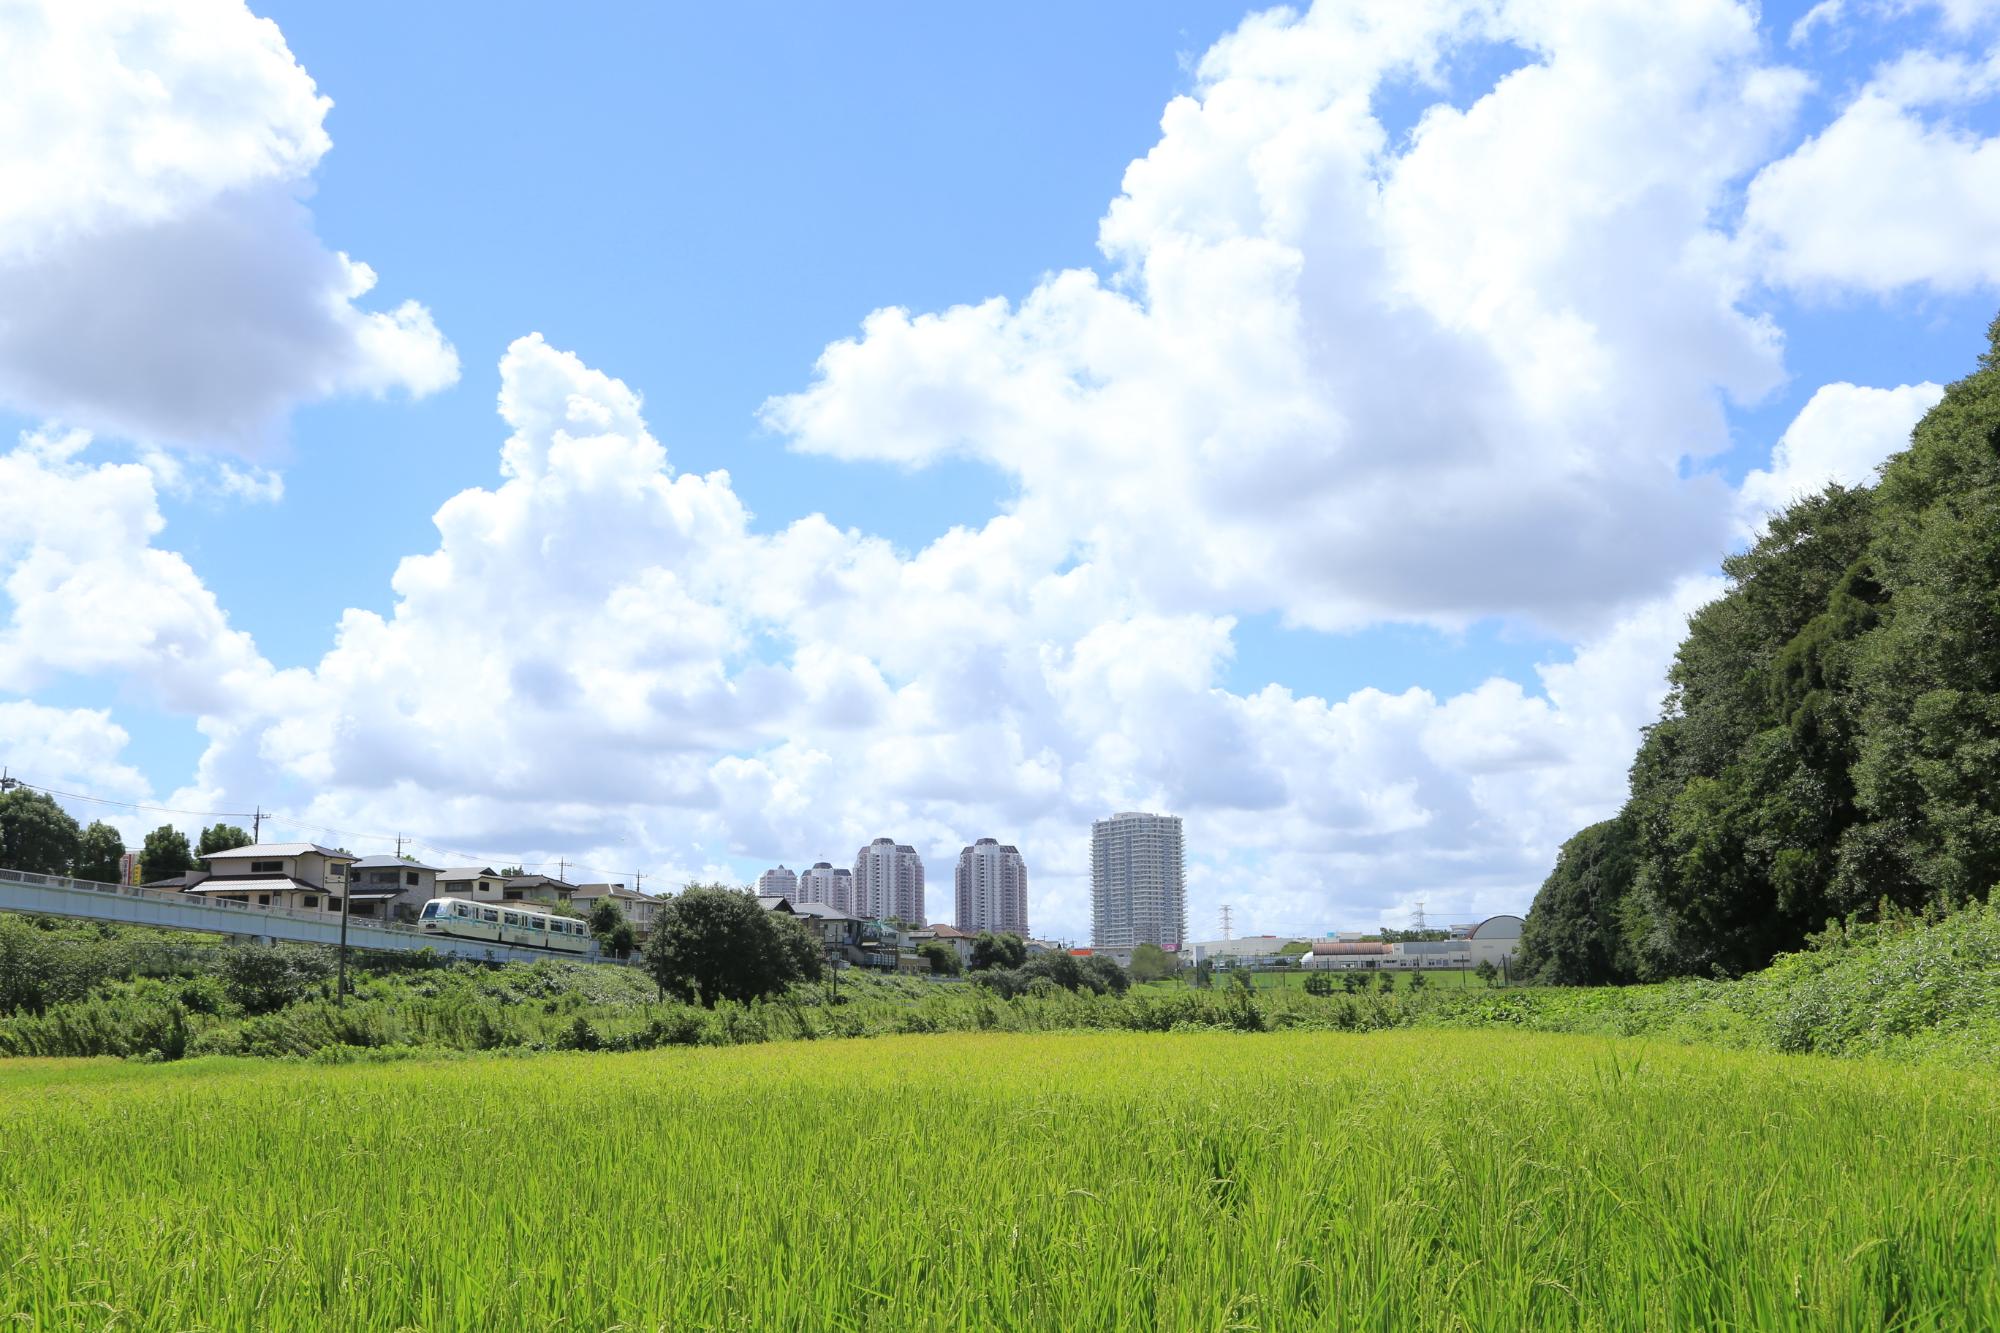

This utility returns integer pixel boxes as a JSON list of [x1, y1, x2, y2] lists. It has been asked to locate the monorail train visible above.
[[418, 895, 593, 954]]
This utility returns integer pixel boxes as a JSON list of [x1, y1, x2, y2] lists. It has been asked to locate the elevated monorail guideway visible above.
[[0, 866, 600, 965]]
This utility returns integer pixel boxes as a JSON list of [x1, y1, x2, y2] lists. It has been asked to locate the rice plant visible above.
[[1, 1030, 1995, 1330]]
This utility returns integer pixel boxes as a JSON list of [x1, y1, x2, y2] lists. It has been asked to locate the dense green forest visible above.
[[1519, 318, 2000, 983]]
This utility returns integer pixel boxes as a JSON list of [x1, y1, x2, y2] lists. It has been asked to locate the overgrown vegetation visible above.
[[8, 896, 2000, 1065], [1438, 898, 2000, 1067], [1521, 317, 2000, 981]]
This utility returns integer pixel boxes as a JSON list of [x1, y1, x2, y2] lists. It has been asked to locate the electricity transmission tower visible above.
[[1219, 904, 1234, 941]]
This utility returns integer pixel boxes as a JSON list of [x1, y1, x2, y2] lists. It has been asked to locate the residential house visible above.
[[789, 901, 866, 963], [347, 855, 441, 922], [183, 843, 358, 917], [572, 883, 665, 936], [501, 873, 576, 905], [910, 922, 977, 968], [436, 867, 506, 902]]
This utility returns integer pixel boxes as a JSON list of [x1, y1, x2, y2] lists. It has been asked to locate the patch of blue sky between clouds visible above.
[[1225, 613, 1570, 706]]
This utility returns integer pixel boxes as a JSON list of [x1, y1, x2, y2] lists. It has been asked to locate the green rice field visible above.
[[4, 1030, 1996, 1330]]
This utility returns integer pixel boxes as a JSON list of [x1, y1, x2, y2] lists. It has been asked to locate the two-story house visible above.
[[346, 855, 442, 922], [185, 843, 358, 915], [435, 866, 506, 901], [573, 883, 665, 937]]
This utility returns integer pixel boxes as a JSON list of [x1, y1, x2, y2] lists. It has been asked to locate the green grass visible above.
[[3, 1030, 1996, 1330]]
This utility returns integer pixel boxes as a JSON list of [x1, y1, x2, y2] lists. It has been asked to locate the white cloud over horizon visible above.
[[2, 0, 1998, 939]]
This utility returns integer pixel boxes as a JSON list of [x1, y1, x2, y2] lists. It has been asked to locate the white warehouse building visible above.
[[1300, 915, 1525, 971]]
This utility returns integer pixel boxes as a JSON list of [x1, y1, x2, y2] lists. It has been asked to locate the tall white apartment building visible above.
[[757, 865, 797, 898], [796, 862, 854, 914], [853, 838, 925, 923], [1090, 812, 1185, 950], [955, 838, 1028, 936]]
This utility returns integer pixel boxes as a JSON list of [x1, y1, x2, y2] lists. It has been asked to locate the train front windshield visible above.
[[420, 901, 442, 920]]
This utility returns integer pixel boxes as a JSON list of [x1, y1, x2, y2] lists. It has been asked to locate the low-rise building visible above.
[[436, 866, 507, 901], [571, 883, 665, 936], [1300, 915, 1526, 972], [183, 842, 359, 916], [501, 873, 576, 905], [347, 855, 441, 922], [1186, 935, 1300, 967], [790, 901, 866, 961], [910, 922, 978, 967]]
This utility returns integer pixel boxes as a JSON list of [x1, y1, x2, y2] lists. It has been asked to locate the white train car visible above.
[[418, 895, 593, 954]]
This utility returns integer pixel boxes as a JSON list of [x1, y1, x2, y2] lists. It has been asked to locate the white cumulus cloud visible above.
[[0, 0, 457, 450]]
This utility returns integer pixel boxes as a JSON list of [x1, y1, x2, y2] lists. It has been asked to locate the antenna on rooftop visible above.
[[1219, 903, 1234, 941]]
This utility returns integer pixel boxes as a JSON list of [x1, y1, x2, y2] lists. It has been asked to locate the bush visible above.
[[222, 945, 336, 1015]]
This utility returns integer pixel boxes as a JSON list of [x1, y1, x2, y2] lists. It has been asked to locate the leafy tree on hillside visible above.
[[644, 885, 822, 1007], [0, 788, 83, 876], [1523, 316, 2000, 980], [588, 896, 626, 937], [969, 931, 1026, 972], [73, 822, 125, 883], [1515, 817, 1640, 985], [1080, 955, 1130, 996], [917, 941, 962, 976], [138, 826, 194, 883], [604, 920, 639, 960], [1127, 941, 1175, 982], [197, 824, 252, 857]]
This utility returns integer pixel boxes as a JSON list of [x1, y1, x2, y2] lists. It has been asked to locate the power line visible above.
[[9, 781, 256, 821]]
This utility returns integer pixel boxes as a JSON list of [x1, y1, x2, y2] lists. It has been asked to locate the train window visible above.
[[503, 912, 519, 925], [421, 902, 440, 919], [481, 909, 498, 922], [454, 903, 471, 918]]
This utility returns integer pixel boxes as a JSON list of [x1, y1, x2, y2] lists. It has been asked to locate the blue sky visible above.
[[3, 0, 1999, 938]]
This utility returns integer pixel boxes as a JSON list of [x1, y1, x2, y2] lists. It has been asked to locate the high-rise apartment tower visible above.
[[756, 865, 797, 898], [1090, 812, 1185, 949], [796, 862, 854, 914], [954, 839, 1028, 936], [853, 838, 924, 923]]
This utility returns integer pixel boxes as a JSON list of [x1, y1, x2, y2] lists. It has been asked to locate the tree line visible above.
[[0, 790, 248, 885], [1519, 316, 2000, 984]]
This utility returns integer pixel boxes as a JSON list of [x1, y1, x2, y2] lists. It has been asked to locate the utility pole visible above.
[[557, 857, 567, 883], [395, 833, 405, 858], [252, 806, 265, 842], [337, 876, 351, 1006], [0, 766, 17, 792], [633, 871, 643, 895]]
